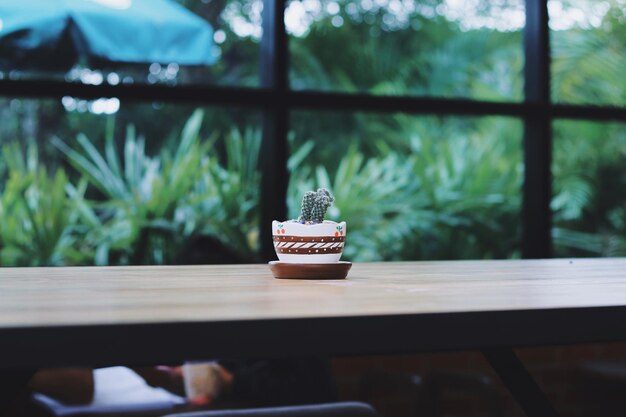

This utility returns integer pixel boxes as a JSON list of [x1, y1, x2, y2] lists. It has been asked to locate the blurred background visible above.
[[0, 0, 624, 268]]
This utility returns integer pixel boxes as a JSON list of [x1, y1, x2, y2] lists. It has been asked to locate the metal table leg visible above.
[[482, 348, 560, 417]]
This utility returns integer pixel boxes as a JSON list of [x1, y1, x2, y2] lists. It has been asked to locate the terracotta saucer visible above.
[[269, 261, 352, 280]]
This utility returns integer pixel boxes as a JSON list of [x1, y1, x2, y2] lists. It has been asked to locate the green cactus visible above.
[[299, 191, 316, 223], [299, 188, 335, 224]]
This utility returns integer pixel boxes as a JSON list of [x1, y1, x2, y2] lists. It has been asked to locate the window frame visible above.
[[0, 0, 624, 261]]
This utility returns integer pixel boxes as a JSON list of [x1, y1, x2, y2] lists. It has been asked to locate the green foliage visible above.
[[401, 118, 522, 260], [0, 109, 262, 267], [552, 121, 626, 256], [52, 110, 208, 264], [289, 117, 523, 261], [290, 6, 523, 101], [286, 0, 625, 261], [187, 125, 262, 260], [0, 144, 90, 266], [551, 3, 626, 106], [290, 143, 417, 261], [51, 110, 261, 265], [1, 0, 624, 265]]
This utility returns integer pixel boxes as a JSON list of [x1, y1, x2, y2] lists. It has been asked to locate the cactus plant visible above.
[[300, 191, 317, 223], [298, 188, 335, 224]]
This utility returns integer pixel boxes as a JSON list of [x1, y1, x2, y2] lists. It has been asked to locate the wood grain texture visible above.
[[1, 259, 626, 369], [1, 258, 625, 328]]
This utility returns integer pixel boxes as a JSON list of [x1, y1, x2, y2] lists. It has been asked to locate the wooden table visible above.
[[2, 259, 626, 416]]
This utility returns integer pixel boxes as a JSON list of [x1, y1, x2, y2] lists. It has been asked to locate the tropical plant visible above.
[[552, 120, 626, 256], [288, 115, 523, 261], [53, 110, 210, 264], [551, 6, 626, 106], [52, 110, 262, 264], [400, 118, 522, 260], [289, 143, 415, 261], [0, 0, 623, 265], [0, 144, 91, 266], [289, 4, 523, 101], [187, 125, 262, 260]]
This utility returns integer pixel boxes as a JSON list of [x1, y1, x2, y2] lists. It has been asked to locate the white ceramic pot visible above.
[[272, 220, 347, 263]]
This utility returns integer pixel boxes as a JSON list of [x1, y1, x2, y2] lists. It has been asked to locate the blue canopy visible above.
[[0, 0, 217, 70]]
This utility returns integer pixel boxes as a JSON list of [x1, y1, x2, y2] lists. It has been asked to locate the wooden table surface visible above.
[[1, 259, 626, 369]]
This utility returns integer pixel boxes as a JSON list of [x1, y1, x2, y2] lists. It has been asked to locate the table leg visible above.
[[482, 348, 559, 417]]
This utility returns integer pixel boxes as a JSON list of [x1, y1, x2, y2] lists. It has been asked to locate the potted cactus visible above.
[[271, 188, 349, 274]]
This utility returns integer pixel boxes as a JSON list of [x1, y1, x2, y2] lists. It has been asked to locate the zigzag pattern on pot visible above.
[[272, 235, 345, 254], [274, 241, 345, 249]]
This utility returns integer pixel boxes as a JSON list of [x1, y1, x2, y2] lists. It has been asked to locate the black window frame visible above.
[[0, 0, 625, 262]]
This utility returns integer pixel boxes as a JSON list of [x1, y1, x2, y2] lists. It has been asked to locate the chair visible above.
[[160, 402, 378, 417]]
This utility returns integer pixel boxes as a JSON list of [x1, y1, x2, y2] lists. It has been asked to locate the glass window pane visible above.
[[288, 0, 525, 101], [0, 0, 260, 87], [550, 0, 626, 106], [288, 112, 523, 261], [0, 97, 262, 266], [552, 120, 626, 257]]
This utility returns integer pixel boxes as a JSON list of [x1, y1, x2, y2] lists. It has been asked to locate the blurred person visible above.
[[0, 358, 335, 416], [153, 358, 337, 407]]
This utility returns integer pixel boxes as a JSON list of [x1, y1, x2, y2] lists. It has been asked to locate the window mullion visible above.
[[523, 0, 552, 258], [259, 0, 289, 262]]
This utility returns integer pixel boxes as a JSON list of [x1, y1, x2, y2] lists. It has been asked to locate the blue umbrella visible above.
[[0, 0, 217, 71]]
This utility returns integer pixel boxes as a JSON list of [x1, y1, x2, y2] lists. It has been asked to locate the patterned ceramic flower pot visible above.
[[272, 220, 347, 263]]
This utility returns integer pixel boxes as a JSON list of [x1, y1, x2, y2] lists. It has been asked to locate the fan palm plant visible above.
[[53, 109, 214, 264], [53, 110, 262, 264], [188, 125, 262, 260]]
